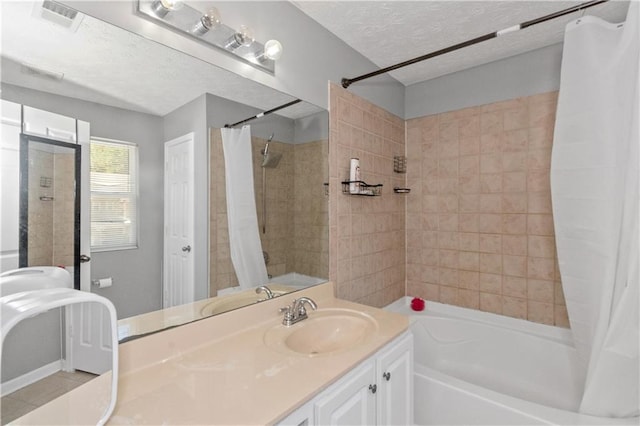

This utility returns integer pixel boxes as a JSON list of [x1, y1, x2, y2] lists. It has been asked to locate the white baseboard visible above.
[[1, 359, 62, 396]]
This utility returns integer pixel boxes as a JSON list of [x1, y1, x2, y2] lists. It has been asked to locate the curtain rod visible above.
[[224, 99, 302, 128], [341, 0, 609, 88]]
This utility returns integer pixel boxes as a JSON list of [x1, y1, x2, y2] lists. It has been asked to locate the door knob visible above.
[[369, 384, 377, 394], [79, 254, 91, 263], [383, 372, 391, 381], [182, 245, 191, 253]]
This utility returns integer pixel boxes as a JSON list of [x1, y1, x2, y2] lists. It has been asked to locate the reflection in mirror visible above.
[[209, 117, 329, 297], [1, 0, 328, 344], [19, 137, 81, 290], [0, 267, 117, 424]]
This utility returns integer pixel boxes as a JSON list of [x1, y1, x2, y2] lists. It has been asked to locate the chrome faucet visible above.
[[279, 297, 318, 326], [255, 285, 275, 299]]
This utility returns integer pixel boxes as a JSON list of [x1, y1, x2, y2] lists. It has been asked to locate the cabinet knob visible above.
[[369, 384, 377, 394], [383, 372, 391, 381]]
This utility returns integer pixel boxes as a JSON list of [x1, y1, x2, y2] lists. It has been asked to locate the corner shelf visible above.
[[341, 181, 383, 196]]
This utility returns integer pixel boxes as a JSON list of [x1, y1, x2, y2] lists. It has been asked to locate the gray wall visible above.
[[1, 311, 62, 382], [1, 84, 164, 319], [294, 111, 330, 144], [405, 43, 563, 119], [163, 94, 209, 301], [205, 93, 296, 142]]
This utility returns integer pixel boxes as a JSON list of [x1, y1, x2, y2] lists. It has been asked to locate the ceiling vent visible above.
[[32, 0, 84, 32]]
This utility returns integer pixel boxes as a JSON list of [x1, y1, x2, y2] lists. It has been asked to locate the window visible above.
[[90, 138, 138, 251]]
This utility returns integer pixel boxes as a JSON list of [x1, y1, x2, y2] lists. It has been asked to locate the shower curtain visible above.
[[551, 2, 638, 418], [221, 126, 269, 289]]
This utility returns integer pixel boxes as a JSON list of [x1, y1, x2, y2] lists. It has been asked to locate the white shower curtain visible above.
[[221, 126, 269, 289], [551, 2, 639, 418]]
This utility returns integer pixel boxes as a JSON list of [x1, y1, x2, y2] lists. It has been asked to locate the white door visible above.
[[68, 120, 113, 374], [315, 360, 377, 425], [163, 133, 195, 308]]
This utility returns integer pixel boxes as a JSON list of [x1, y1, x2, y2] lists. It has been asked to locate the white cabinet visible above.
[[277, 331, 413, 426], [278, 400, 315, 426], [315, 360, 377, 425], [377, 332, 413, 425], [22, 106, 77, 142]]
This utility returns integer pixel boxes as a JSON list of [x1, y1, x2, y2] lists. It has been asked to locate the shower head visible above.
[[262, 151, 282, 168], [261, 133, 281, 168]]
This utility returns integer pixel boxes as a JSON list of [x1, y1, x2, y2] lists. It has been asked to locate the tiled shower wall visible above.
[[328, 84, 406, 307], [209, 129, 328, 296], [27, 149, 75, 267], [28, 148, 54, 266], [405, 92, 568, 327]]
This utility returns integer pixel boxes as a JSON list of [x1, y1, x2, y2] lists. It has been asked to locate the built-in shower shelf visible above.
[[393, 187, 411, 194], [341, 181, 382, 196]]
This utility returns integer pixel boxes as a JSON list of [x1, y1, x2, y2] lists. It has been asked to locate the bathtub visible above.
[[385, 297, 638, 425], [268, 272, 327, 288]]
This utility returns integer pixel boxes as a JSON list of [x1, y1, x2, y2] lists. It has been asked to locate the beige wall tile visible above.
[[479, 234, 502, 254], [503, 276, 527, 298], [333, 88, 568, 327], [329, 83, 406, 305], [528, 301, 554, 325], [405, 91, 567, 327], [503, 296, 527, 319], [480, 293, 503, 314], [479, 273, 502, 294]]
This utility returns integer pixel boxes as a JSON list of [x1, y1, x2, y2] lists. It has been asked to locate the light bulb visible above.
[[151, 0, 183, 17], [263, 40, 283, 60], [237, 25, 254, 47], [160, 0, 183, 10], [224, 25, 255, 50], [192, 7, 221, 36]]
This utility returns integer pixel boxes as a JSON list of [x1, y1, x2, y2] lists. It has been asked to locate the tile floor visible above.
[[1, 370, 96, 424]]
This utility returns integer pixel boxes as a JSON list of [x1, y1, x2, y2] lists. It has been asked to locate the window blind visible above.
[[90, 139, 138, 251]]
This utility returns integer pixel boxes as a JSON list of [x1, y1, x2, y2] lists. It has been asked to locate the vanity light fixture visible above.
[[137, 0, 281, 73]]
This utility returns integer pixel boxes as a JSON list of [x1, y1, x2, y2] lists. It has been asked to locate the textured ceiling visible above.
[[0, 1, 321, 119], [294, 1, 630, 86], [2, 1, 631, 116]]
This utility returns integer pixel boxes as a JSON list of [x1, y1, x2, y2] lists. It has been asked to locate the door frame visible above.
[[18, 134, 82, 290], [163, 132, 195, 308]]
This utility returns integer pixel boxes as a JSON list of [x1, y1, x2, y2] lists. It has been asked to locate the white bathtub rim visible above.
[[386, 297, 574, 346], [415, 363, 638, 425], [386, 298, 639, 425]]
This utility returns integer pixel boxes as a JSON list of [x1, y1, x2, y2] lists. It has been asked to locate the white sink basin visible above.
[[264, 308, 378, 356]]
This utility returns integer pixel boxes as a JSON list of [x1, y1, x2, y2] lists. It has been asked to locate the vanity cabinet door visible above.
[[314, 359, 376, 425], [277, 400, 314, 426], [376, 332, 414, 426]]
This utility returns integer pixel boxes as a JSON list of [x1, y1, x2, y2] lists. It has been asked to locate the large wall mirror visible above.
[[1, 0, 326, 377], [1, 1, 328, 331]]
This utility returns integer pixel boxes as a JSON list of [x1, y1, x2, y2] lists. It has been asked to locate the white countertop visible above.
[[14, 282, 408, 425]]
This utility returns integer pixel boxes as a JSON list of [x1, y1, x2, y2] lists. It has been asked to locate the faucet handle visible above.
[[279, 304, 293, 320], [279, 305, 291, 314]]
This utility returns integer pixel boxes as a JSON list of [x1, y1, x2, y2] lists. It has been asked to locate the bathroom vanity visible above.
[[12, 282, 410, 425]]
